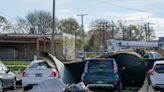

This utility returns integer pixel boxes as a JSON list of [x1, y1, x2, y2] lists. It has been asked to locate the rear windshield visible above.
[[87, 59, 114, 70], [28, 61, 51, 69], [156, 64, 164, 73], [154, 53, 162, 59]]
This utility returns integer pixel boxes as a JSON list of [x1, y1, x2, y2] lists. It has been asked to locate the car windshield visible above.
[[156, 64, 164, 73], [28, 61, 51, 69], [87, 59, 114, 71], [154, 53, 162, 59]]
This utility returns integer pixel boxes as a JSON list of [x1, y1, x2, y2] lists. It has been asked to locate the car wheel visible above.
[[23, 86, 29, 91], [152, 86, 158, 91], [0, 80, 3, 92], [119, 82, 122, 92], [11, 79, 16, 90]]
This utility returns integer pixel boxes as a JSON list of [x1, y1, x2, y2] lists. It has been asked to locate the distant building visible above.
[[159, 37, 164, 50], [107, 39, 159, 52], [0, 33, 75, 61]]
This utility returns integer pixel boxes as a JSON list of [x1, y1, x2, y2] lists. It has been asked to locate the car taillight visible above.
[[113, 61, 118, 74], [149, 65, 156, 76], [114, 81, 117, 86], [49, 72, 57, 77], [114, 81, 118, 91], [83, 80, 88, 86], [22, 72, 28, 77]]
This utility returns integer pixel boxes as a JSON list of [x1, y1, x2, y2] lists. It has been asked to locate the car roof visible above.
[[147, 51, 159, 54], [31, 60, 45, 64], [85, 58, 115, 61], [154, 60, 164, 64]]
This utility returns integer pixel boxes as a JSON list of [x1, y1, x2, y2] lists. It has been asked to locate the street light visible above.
[[77, 14, 87, 59], [51, 0, 56, 55]]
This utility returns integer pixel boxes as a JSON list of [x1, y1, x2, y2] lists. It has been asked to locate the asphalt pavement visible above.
[[138, 78, 160, 92], [5, 78, 159, 92]]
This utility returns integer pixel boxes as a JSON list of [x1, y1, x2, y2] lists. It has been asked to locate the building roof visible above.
[[0, 34, 50, 43]]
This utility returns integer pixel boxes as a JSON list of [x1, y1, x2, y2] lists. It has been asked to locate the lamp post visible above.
[[51, 0, 55, 55], [77, 14, 87, 59]]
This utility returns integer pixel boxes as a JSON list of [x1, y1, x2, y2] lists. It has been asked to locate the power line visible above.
[[97, 0, 163, 17]]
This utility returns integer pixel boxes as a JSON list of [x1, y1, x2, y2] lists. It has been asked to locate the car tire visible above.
[[11, 78, 16, 90], [23, 86, 29, 91], [152, 86, 158, 91], [0, 80, 3, 92], [118, 82, 122, 92]]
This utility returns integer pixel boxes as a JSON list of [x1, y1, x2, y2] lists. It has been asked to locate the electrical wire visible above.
[[96, 0, 163, 17]]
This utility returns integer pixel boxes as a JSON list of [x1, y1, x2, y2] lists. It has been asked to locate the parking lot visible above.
[[3, 78, 159, 92], [1, 53, 163, 92]]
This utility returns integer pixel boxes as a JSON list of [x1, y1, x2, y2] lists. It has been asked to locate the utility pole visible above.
[[144, 22, 151, 42], [111, 21, 115, 39], [144, 24, 148, 42], [147, 22, 150, 41], [51, 0, 55, 55], [77, 14, 87, 59], [100, 22, 105, 48]]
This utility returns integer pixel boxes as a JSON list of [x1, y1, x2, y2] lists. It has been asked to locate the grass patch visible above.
[[2, 61, 31, 73], [2, 61, 31, 66]]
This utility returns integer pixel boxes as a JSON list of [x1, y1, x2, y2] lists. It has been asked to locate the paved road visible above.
[[5, 79, 159, 92], [138, 78, 160, 92], [5, 87, 22, 92]]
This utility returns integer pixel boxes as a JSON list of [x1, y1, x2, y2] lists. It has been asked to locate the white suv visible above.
[[148, 60, 164, 91]]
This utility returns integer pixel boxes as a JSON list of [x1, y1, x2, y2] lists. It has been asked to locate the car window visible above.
[[156, 64, 164, 73], [87, 59, 114, 70], [143, 54, 149, 59], [28, 61, 51, 69], [154, 53, 162, 59], [0, 63, 8, 71], [0, 64, 3, 71], [150, 54, 154, 59]]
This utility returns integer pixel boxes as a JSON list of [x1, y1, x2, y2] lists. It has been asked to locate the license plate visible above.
[[97, 81, 103, 84], [35, 73, 42, 77]]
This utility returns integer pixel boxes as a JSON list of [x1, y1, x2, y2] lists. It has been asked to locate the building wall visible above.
[[0, 43, 37, 60], [0, 34, 75, 61]]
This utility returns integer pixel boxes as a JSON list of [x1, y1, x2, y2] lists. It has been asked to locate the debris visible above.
[[30, 78, 67, 92], [63, 82, 90, 92]]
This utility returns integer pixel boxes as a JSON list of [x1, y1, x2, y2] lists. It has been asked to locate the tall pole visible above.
[[77, 14, 87, 59], [147, 22, 150, 41], [111, 21, 115, 39], [144, 23, 148, 42], [51, 0, 55, 55]]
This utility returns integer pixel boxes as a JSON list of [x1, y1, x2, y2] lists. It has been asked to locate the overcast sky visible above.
[[0, 0, 164, 38]]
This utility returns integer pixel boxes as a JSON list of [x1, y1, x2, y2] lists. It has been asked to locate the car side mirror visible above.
[[5, 69, 10, 73]]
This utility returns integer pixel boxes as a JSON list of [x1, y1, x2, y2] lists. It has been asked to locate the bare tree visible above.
[[26, 10, 53, 34], [0, 15, 12, 33], [88, 19, 118, 51], [14, 17, 31, 34]]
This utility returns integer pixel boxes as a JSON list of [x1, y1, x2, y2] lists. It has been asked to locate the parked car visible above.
[[148, 60, 164, 91], [81, 58, 121, 92], [143, 52, 162, 59], [0, 61, 16, 92], [143, 52, 163, 71], [22, 60, 58, 91]]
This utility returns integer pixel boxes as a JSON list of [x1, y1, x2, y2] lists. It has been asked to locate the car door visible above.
[[0, 63, 8, 88], [1, 63, 14, 88], [153, 64, 164, 84]]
